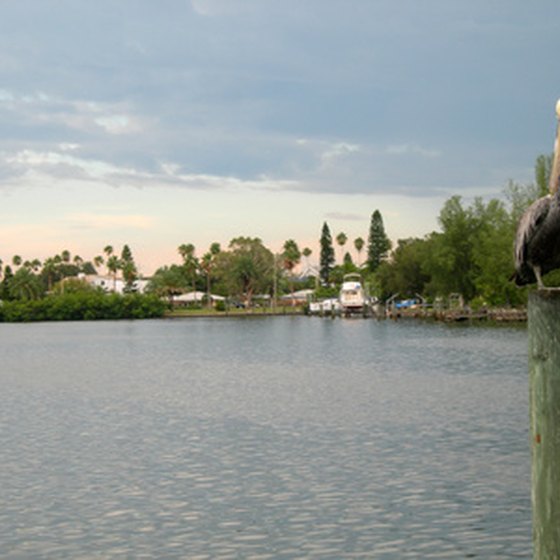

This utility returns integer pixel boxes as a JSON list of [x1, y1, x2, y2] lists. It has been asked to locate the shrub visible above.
[[0, 293, 166, 322]]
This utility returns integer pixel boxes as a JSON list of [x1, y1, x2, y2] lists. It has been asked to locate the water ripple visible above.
[[0, 318, 530, 558]]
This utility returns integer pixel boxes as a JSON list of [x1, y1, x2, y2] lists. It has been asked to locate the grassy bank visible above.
[[165, 306, 305, 318]]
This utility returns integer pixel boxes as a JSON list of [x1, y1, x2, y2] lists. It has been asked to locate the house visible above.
[[171, 291, 225, 306], [82, 274, 150, 294], [280, 289, 315, 305]]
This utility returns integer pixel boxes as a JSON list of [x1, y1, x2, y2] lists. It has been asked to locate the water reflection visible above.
[[0, 318, 530, 558]]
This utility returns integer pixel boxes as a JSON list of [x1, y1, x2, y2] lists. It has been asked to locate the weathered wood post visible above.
[[529, 289, 560, 557]]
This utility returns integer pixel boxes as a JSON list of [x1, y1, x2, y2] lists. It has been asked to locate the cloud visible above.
[[0, 147, 303, 195], [385, 144, 442, 158], [94, 115, 139, 135], [4, 149, 133, 181], [320, 142, 362, 165], [0, 90, 144, 137], [324, 212, 366, 222], [190, 0, 219, 16], [65, 212, 156, 231], [0, 0, 555, 204], [190, 0, 259, 17]]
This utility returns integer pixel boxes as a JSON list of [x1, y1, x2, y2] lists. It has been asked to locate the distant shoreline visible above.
[[164, 308, 305, 319], [164, 306, 527, 323]]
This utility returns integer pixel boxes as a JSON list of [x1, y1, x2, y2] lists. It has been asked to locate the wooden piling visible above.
[[528, 289, 560, 558]]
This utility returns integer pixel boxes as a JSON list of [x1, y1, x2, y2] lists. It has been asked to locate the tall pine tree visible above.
[[121, 244, 138, 292], [319, 222, 335, 284], [367, 210, 391, 272]]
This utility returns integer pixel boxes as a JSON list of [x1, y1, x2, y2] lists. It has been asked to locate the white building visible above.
[[83, 274, 150, 294]]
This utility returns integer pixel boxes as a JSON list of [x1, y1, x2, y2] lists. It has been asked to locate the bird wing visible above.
[[515, 195, 551, 268]]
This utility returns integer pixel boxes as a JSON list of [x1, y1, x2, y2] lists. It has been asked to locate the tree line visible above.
[[0, 153, 553, 317], [373, 154, 556, 307]]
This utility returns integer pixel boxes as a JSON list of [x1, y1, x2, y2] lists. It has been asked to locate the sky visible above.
[[1, 0, 559, 275]]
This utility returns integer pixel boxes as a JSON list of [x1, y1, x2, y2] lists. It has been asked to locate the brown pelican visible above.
[[513, 99, 560, 288]]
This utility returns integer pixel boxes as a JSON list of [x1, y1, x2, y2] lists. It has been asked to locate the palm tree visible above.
[[200, 242, 221, 308], [336, 232, 348, 264], [302, 247, 312, 269], [301, 247, 317, 288], [8, 267, 43, 300], [283, 239, 301, 305], [93, 255, 104, 272], [354, 237, 365, 266], [73, 255, 84, 269], [12, 255, 22, 268], [178, 244, 198, 294], [178, 243, 195, 260], [106, 255, 121, 292], [42, 257, 58, 292]]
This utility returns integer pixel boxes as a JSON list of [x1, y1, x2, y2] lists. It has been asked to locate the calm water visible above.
[[0, 317, 530, 558]]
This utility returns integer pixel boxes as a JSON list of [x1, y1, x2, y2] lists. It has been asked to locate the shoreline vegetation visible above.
[[0, 292, 528, 324], [0, 155, 556, 324], [0, 293, 166, 323]]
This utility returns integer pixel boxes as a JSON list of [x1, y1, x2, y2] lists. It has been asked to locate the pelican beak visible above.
[[549, 99, 560, 195]]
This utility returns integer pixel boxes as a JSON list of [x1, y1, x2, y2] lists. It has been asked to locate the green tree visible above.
[[419, 195, 522, 303], [367, 210, 391, 272], [200, 242, 221, 307], [121, 244, 138, 292], [147, 264, 189, 304], [504, 180, 540, 225], [81, 261, 97, 275], [52, 277, 98, 295], [0, 265, 14, 300], [377, 237, 431, 300], [282, 239, 301, 303], [319, 222, 335, 284], [535, 153, 553, 197], [41, 257, 58, 292], [23, 258, 41, 272], [422, 196, 479, 300], [217, 237, 273, 306], [73, 254, 83, 269], [335, 232, 347, 263], [470, 198, 523, 305], [106, 255, 121, 291], [93, 255, 104, 272], [354, 237, 365, 266], [178, 243, 199, 293], [8, 267, 43, 300]]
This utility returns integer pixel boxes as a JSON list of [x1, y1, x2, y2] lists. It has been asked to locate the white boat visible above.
[[339, 273, 369, 315]]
